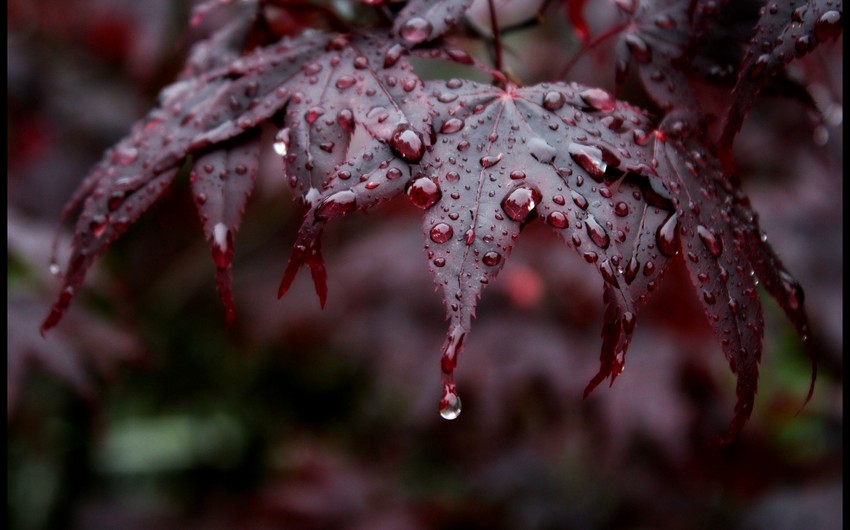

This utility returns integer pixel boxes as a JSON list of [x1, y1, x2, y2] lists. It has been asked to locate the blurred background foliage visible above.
[[8, 1, 842, 529]]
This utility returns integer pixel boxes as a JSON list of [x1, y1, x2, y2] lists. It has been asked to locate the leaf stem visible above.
[[556, 22, 627, 81], [488, 0, 504, 73]]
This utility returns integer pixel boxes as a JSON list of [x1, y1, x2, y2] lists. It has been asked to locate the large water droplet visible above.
[[579, 88, 616, 112], [613, 201, 629, 216], [335, 75, 356, 90], [482, 251, 502, 266], [273, 128, 290, 156], [390, 124, 425, 163], [542, 90, 566, 111], [569, 143, 606, 180], [625, 257, 639, 284], [384, 43, 405, 67], [501, 185, 542, 222], [439, 386, 462, 420], [815, 11, 842, 41], [697, 225, 723, 256], [480, 153, 503, 168], [407, 176, 442, 209], [585, 217, 610, 249], [305, 106, 325, 124], [440, 118, 464, 134], [571, 190, 588, 210], [430, 222, 454, 243], [400, 17, 433, 43], [656, 212, 679, 256], [315, 190, 357, 220], [546, 211, 569, 229]]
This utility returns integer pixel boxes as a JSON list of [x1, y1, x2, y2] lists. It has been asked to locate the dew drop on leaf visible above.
[[407, 176, 442, 209], [482, 251, 502, 266], [390, 123, 425, 163], [315, 190, 357, 220], [440, 118, 464, 134], [697, 225, 723, 256], [542, 90, 566, 111], [501, 185, 542, 222], [579, 88, 616, 112], [546, 211, 569, 229], [400, 17, 433, 43], [585, 216, 611, 249], [815, 11, 842, 41], [656, 212, 680, 256], [211, 222, 233, 268], [384, 43, 404, 67], [335, 75, 356, 90], [480, 153, 503, 168], [568, 143, 606, 180], [430, 222, 454, 243], [625, 34, 651, 63]]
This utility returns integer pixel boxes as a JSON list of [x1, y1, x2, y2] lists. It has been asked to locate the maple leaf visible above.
[[393, 0, 476, 44], [280, 78, 678, 418], [650, 127, 814, 443], [719, 0, 843, 151]]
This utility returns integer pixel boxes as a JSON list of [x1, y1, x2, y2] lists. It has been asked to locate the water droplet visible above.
[[583, 251, 599, 263], [400, 17, 433, 43], [353, 55, 369, 69], [600, 260, 619, 286], [546, 211, 569, 229], [613, 201, 629, 216], [211, 222, 233, 267], [528, 137, 556, 163], [779, 270, 804, 310], [440, 118, 464, 134], [384, 43, 404, 67], [445, 171, 460, 183], [643, 260, 656, 276], [439, 386, 462, 420], [569, 143, 606, 180], [302, 63, 322, 75], [795, 35, 812, 54], [697, 225, 723, 256], [433, 257, 446, 267], [585, 217, 610, 249], [386, 167, 403, 180], [407, 176, 442, 208], [625, 34, 651, 63], [305, 106, 325, 125], [623, 311, 636, 333], [115, 146, 138, 165], [625, 257, 639, 284], [390, 124, 425, 163], [703, 290, 716, 304], [480, 153, 503, 168], [315, 190, 357, 220], [430, 222, 454, 243], [579, 88, 616, 112], [501, 185, 542, 222], [654, 14, 676, 28], [656, 212, 679, 256], [273, 128, 290, 156], [89, 215, 107, 237], [815, 11, 842, 41], [571, 190, 588, 210], [542, 90, 566, 111], [335, 75, 356, 90], [482, 251, 502, 266]]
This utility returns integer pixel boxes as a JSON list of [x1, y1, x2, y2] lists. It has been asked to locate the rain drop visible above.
[[546, 211, 569, 229], [568, 143, 606, 181], [815, 11, 842, 41], [440, 118, 464, 134], [614, 201, 629, 216], [501, 185, 542, 222], [384, 43, 404, 67], [482, 251, 502, 266], [625, 34, 651, 63], [407, 176, 442, 209], [439, 386, 462, 420], [480, 153, 503, 168], [585, 217, 611, 249], [315, 190, 357, 220], [697, 225, 723, 256], [656, 212, 679, 256], [335, 75, 356, 90], [400, 17, 433, 44], [579, 88, 616, 112], [528, 137, 556, 163], [542, 90, 566, 111], [430, 222, 454, 243], [390, 124, 425, 163]]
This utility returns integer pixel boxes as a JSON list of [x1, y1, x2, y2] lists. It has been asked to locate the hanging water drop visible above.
[[439, 386, 462, 420]]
